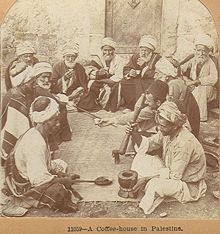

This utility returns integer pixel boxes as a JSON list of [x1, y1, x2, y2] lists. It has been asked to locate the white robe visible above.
[[131, 127, 207, 214], [182, 57, 218, 121]]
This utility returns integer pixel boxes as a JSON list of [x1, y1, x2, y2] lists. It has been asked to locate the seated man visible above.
[[95, 80, 168, 156], [31, 62, 72, 143], [96, 80, 168, 133], [51, 43, 88, 103], [154, 57, 200, 138], [5, 41, 38, 91], [2, 96, 81, 216], [129, 101, 207, 215], [1, 62, 68, 165], [181, 34, 218, 121], [85, 37, 126, 112], [121, 35, 161, 110], [1, 68, 39, 164]]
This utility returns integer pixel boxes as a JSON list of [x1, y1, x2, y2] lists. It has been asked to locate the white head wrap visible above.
[[138, 35, 157, 51], [63, 43, 79, 56], [100, 37, 116, 50], [194, 34, 213, 49], [29, 62, 52, 77], [157, 101, 186, 126], [30, 96, 59, 123], [16, 41, 36, 57], [155, 57, 177, 77]]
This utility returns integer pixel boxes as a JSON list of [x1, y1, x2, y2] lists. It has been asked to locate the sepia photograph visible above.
[[0, 0, 219, 233]]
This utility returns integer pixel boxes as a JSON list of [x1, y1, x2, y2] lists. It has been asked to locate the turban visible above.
[[155, 57, 177, 77], [29, 62, 52, 77], [138, 35, 157, 51], [147, 80, 168, 103], [30, 96, 59, 123], [63, 43, 79, 56], [157, 101, 186, 126], [16, 41, 36, 57], [100, 37, 116, 50], [194, 34, 213, 49]]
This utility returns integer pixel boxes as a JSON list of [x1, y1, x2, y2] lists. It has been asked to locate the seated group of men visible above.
[[0, 33, 218, 216]]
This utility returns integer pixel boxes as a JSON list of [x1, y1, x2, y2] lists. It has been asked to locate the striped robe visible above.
[[1, 91, 31, 161]]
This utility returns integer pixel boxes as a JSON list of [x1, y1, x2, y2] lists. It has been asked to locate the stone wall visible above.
[[1, 0, 218, 65], [1, 0, 105, 66], [161, 0, 218, 60]]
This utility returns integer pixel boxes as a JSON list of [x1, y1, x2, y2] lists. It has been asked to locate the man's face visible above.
[[144, 92, 159, 109], [102, 45, 115, 62], [45, 114, 60, 135], [36, 72, 51, 90], [64, 54, 78, 68], [155, 115, 176, 136], [139, 46, 152, 58], [195, 45, 209, 64], [19, 53, 34, 66]]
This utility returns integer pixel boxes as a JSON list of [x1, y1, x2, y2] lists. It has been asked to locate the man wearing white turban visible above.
[[127, 101, 207, 215], [181, 34, 218, 121], [2, 96, 81, 216], [83, 37, 126, 112], [1, 62, 62, 165], [5, 41, 39, 91], [51, 43, 88, 101], [121, 35, 161, 110]]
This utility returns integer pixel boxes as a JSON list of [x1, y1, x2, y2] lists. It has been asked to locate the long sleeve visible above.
[[22, 140, 55, 187], [109, 55, 126, 82], [85, 56, 103, 80], [51, 61, 64, 93], [168, 141, 192, 180], [123, 54, 139, 76], [136, 131, 163, 155], [199, 59, 218, 86]]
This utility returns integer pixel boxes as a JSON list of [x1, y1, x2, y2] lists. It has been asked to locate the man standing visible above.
[[129, 101, 207, 215], [3, 96, 81, 216], [85, 37, 126, 112], [5, 41, 38, 91], [51, 43, 88, 100], [121, 35, 161, 110], [181, 34, 218, 121]]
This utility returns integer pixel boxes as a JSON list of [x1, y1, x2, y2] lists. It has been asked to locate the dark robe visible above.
[[51, 61, 88, 95], [121, 53, 161, 110]]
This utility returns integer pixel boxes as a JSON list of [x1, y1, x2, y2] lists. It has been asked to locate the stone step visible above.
[[209, 108, 219, 119]]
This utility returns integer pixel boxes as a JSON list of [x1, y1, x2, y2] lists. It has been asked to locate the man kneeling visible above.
[[129, 101, 207, 215], [3, 96, 81, 216]]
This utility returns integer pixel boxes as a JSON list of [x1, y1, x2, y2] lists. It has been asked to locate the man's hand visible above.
[[63, 70, 74, 81], [137, 57, 146, 67], [125, 122, 138, 134], [10, 61, 27, 76], [97, 68, 108, 76], [186, 79, 200, 87], [94, 118, 114, 127], [128, 69, 137, 78], [132, 177, 149, 194]]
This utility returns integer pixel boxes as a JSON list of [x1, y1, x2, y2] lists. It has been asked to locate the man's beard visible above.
[[103, 54, 114, 62], [65, 61, 76, 69], [195, 55, 208, 65], [36, 81, 51, 90]]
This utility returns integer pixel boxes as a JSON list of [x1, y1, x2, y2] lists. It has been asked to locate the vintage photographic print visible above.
[[0, 0, 219, 233]]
